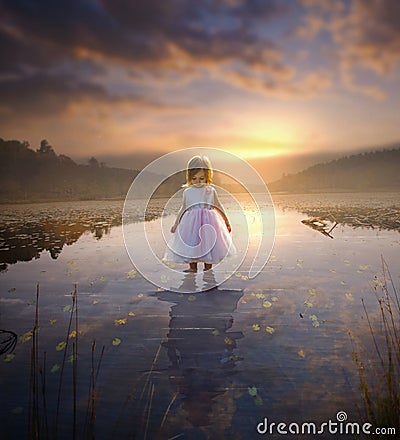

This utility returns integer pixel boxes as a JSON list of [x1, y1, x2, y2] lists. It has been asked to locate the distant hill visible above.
[[0, 138, 139, 203], [268, 148, 400, 193]]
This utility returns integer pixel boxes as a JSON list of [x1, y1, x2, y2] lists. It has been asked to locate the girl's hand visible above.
[[171, 224, 177, 233]]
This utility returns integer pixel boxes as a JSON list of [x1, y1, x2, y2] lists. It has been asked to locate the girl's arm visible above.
[[171, 190, 187, 233], [213, 189, 231, 233]]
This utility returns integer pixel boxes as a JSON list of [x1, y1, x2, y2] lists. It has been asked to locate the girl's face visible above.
[[191, 170, 206, 186]]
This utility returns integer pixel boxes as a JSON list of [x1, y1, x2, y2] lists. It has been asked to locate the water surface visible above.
[[0, 193, 399, 439]]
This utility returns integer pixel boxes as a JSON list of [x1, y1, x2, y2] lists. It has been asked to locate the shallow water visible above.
[[0, 193, 399, 439]]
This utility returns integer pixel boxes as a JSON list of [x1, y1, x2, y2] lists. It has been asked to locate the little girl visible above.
[[164, 155, 235, 272]]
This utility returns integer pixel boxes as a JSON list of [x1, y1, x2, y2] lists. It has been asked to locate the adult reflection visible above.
[[157, 287, 243, 437]]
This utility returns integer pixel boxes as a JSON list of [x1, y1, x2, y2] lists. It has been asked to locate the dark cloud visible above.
[[0, 0, 292, 114], [298, 0, 400, 97], [1, 0, 398, 118], [1, 0, 284, 68], [0, 71, 159, 119]]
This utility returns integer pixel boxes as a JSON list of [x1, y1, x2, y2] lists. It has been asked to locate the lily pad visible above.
[[51, 364, 60, 373], [3, 353, 15, 362], [19, 331, 33, 343], [248, 386, 258, 397], [127, 269, 137, 279], [56, 341, 67, 351]]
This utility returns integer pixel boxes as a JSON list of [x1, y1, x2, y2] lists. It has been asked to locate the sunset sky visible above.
[[1, 0, 399, 180]]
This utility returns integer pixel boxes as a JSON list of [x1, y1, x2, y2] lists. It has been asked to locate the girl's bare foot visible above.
[[184, 263, 198, 273]]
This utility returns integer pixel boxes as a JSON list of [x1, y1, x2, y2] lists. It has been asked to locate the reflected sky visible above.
[[0, 194, 399, 438]]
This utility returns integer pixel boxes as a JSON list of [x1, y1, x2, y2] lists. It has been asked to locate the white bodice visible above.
[[184, 185, 214, 210]]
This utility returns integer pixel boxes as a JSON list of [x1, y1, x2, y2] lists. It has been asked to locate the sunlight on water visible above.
[[0, 193, 399, 438]]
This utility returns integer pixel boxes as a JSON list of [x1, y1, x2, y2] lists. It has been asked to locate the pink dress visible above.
[[164, 185, 236, 264]]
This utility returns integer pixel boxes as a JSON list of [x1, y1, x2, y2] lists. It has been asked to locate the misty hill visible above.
[[268, 148, 400, 193], [0, 138, 139, 203]]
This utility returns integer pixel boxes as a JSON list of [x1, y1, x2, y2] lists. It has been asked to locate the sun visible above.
[[228, 118, 299, 159]]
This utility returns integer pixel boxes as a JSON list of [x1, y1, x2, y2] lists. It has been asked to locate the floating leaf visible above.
[[234, 272, 242, 277], [56, 341, 66, 351], [51, 364, 60, 373], [298, 349, 306, 358], [304, 300, 313, 308], [254, 395, 263, 406], [127, 269, 137, 279], [112, 337, 121, 346], [63, 305, 72, 312], [248, 386, 258, 397], [224, 337, 234, 345], [330, 269, 336, 273], [68, 354, 77, 363], [49, 319, 57, 325], [92, 300, 99, 305], [266, 326, 275, 335], [128, 311, 135, 316], [100, 276, 106, 282], [188, 295, 196, 302], [271, 296, 279, 302], [308, 289, 317, 296], [263, 300, 272, 308], [19, 331, 33, 343], [345, 292, 354, 301], [241, 275, 249, 281], [240, 299, 247, 304], [252, 324, 260, 331], [114, 318, 127, 326], [68, 330, 77, 339], [160, 274, 170, 283], [310, 315, 320, 327], [138, 293, 144, 298], [3, 353, 15, 362], [212, 329, 220, 336], [255, 293, 266, 299]]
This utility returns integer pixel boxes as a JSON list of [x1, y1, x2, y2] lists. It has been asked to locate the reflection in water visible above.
[[1, 193, 399, 272], [175, 269, 219, 293], [0, 202, 126, 271], [157, 287, 243, 438], [0, 220, 116, 272]]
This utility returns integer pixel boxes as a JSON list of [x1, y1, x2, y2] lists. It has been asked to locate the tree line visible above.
[[269, 147, 400, 193], [0, 138, 139, 202]]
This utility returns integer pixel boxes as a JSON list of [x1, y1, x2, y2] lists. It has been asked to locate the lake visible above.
[[0, 192, 399, 439]]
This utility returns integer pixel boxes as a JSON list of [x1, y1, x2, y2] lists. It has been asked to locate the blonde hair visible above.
[[186, 155, 213, 185]]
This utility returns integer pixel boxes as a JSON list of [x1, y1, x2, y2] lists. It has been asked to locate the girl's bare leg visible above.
[[204, 263, 212, 271], [185, 262, 197, 272]]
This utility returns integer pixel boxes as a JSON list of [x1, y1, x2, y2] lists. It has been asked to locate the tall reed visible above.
[[351, 257, 399, 437], [28, 284, 105, 439]]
